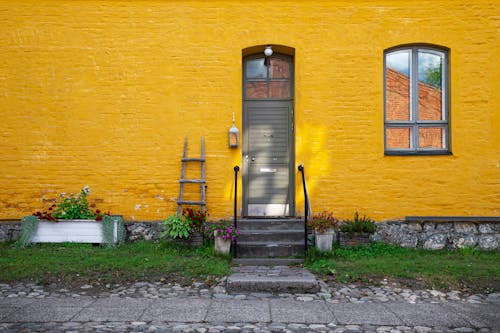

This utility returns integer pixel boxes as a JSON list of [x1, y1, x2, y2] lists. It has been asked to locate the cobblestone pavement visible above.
[[1, 274, 499, 333], [1, 278, 498, 304], [0, 321, 496, 333]]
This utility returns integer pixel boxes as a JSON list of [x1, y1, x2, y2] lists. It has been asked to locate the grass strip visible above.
[[304, 242, 500, 292], [0, 240, 231, 286]]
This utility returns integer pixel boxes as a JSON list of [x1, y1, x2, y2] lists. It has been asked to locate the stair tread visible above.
[[239, 229, 304, 234], [233, 258, 304, 266], [237, 241, 305, 245]]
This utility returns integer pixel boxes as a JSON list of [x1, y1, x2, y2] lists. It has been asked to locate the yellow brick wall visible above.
[[0, 1, 498, 221]]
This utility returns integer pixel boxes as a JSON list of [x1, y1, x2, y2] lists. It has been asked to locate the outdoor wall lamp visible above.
[[264, 45, 273, 57], [229, 112, 239, 148], [264, 45, 273, 66]]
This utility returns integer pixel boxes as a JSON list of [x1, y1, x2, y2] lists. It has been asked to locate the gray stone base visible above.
[[3, 218, 499, 251], [372, 219, 500, 250]]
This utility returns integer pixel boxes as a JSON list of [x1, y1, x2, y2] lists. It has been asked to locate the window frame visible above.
[[384, 45, 451, 156], [243, 53, 294, 101]]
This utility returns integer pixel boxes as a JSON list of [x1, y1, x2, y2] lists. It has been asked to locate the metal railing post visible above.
[[298, 165, 308, 255], [233, 166, 240, 258]]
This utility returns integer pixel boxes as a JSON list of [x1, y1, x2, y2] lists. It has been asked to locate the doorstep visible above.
[[226, 265, 320, 294]]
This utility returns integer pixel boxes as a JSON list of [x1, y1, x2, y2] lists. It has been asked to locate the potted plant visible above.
[[20, 186, 123, 247], [309, 212, 340, 252], [338, 212, 376, 246], [209, 220, 240, 254], [162, 208, 206, 247], [182, 208, 206, 246]]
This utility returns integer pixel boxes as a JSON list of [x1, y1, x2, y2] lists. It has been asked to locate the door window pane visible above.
[[246, 82, 267, 99], [418, 127, 445, 149], [269, 81, 290, 98], [270, 57, 290, 79], [386, 127, 411, 149], [385, 50, 411, 121], [418, 51, 444, 120], [246, 59, 267, 79]]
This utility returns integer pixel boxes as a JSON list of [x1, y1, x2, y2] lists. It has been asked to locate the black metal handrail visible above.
[[298, 164, 311, 254], [233, 165, 240, 257]]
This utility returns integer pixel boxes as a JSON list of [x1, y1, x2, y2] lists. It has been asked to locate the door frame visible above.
[[241, 52, 295, 217]]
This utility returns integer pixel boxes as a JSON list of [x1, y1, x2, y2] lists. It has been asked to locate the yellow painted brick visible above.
[[0, 1, 498, 221]]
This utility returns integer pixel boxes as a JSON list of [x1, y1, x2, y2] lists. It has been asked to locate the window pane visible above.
[[269, 81, 290, 98], [418, 51, 444, 120], [270, 57, 290, 79], [386, 127, 411, 149], [385, 51, 411, 121], [418, 127, 445, 149], [246, 59, 267, 79], [246, 81, 267, 98]]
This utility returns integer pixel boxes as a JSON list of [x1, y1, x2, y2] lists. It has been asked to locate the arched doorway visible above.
[[242, 47, 295, 217]]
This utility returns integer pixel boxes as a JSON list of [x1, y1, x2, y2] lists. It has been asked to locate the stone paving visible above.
[[1, 284, 499, 333], [1, 266, 499, 333], [1, 277, 498, 304]]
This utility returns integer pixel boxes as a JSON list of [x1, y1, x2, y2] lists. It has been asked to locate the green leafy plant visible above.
[[340, 212, 376, 235], [33, 186, 108, 221], [162, 214, 192, 239], [309, 211, 340, 233]]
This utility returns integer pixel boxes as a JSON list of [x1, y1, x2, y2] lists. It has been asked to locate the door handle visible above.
[[251, 156, 256, 162]]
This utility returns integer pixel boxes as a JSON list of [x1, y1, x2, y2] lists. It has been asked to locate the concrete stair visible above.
[[235, 218, 305, 260]]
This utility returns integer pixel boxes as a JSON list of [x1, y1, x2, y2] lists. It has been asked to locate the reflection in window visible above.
[[385, 51, 411, 121], [386, 127, 411, 149], [244, 54, 292, 99], [384, 46, 449, 154], [246, 59, 267, 79]]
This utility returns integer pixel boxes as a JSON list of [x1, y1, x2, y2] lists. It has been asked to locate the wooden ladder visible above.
[[177, 136, 206, 215]]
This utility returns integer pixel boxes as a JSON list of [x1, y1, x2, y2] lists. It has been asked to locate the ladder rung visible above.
[[182, 158, 205, 162], [180, 179, 205, 183], [177, 200, 206, 205]]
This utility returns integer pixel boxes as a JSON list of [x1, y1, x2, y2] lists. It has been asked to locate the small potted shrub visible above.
[[182, 208, 206, 246], [338, 212, 376, 246], [162, 214, 192, 240], [309, 212, 340, 252], [162, 208, 207, 247], [209, 220, 240, 254]]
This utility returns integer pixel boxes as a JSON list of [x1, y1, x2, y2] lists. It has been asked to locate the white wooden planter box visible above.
[[30, 220, 118, 244]]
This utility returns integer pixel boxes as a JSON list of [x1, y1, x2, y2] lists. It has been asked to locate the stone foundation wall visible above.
[[0, 221, 22, 242], [372, 220, 500, 250], [2, 219, 499, 250]]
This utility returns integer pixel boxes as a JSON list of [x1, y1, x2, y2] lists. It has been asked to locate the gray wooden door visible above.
[[243, 100, 294, 216], [242, 52, 294, 217]]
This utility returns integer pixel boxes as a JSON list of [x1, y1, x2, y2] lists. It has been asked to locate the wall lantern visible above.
[[228, 112, 239, 148], [264, 45, 273, 67]]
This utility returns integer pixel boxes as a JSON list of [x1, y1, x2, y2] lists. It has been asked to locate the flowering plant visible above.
[[309, 211, 340, 233], [182, 207, 207, 233], [33, 186, 109, 221], [210, 220, 240, 243]]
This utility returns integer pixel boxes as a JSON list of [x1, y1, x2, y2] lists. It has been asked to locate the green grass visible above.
[[305, 242, 500, 292], [0, 240, 231, 286]]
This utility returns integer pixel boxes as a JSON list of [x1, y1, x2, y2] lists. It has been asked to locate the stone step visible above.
[[238, 229, 305, 242], [237, 218, 304, 231], [226, 265, 320, 293], [236, 241, 305, 257], [232, 258, 304, 266]]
